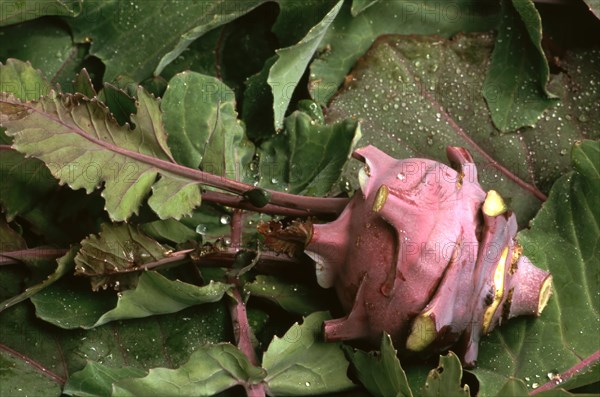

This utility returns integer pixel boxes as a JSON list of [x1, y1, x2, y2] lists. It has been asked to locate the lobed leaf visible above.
[[345, 333, 413, 397], [63, 361, 146, 397], [422, 352, 470, 397], [112, 343, 266, 396], [0, 88, 204, 221], [30, 270, 231, 329], [0, 0, 81, 27]]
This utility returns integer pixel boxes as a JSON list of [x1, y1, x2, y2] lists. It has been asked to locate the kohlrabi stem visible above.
[[0, 247, 69, 266], [202, 191, 316, 217]]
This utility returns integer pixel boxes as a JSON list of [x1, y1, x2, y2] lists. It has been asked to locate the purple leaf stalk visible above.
[[277, 146, 552, 367]]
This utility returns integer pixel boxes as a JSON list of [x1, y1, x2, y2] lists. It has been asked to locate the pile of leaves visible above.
[[0, 0, 598, 396]]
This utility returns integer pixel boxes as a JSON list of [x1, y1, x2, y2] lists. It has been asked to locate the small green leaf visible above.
[[72, 69, 96, 98], [243, 275, 331, 316], [112, 343, 266, 397], [422, 352, 470, 397], [161, 71, 255, 181], [74, 223, 172, 291], [263, 311, 355, 396], [483, 0, 557, 132], [268, 0, 343, 130], [63, 361, 146, 397], [31, 271, 231, 329], [259, 111, 360, 196], [345, 333, 414, 397]]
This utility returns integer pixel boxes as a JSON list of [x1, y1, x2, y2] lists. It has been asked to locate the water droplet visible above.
[[195, 224, 207, 235], [220, 215, 231, 225], [305, 382, 311, 387]]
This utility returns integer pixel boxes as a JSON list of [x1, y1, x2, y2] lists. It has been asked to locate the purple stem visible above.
[[529, 350, 600, 395], [226, 209, 266, 397], [0, 247, 69, 266]]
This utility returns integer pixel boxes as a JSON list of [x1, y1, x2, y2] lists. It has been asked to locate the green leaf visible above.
[[0, 268, 230, 397], [97, 83, 136, 126], [259, 110, 360, 196], [583, 0, 600, 20], [63, 361, 146, 397], [351, 0, 380, 16], [325, 35, 600, 226], [162, 71, 255, 181], [263, 311, 355, 395], [472, 140, 600, 395], [268, 0, 343, 130], [345, 333, 413, 397], [0, 0, 81, 27], [243, 275, 332, 316], [422, 352, 470, 397], [66, 0, 266, 82], [140, 219, 199, 244], [0, 59, 58, 220], [0, 246, 76, 313], [309, 0, 500, 105], [74, 223, 172, 291], [482, 0, 557, 132], [0, 87, 205, 221], [0, 19, 88, 90], [112, 343, 266, 396], [31, 271, 231, 329], [495, 378, 530, 397]]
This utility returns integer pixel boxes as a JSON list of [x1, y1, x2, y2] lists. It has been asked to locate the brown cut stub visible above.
[[302, 145, 552, 367]]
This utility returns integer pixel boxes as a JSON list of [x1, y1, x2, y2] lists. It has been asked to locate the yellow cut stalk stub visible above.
[[406, 314, 437, 352], [372, 184, 389, 213], [482, 247, 509, 333], [483, 190, 507, 217]]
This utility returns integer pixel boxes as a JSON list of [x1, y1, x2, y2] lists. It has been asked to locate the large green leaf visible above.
[[112, 343, 266, 396], [268, 0, 343, 130], [161, 71, 255, 180], [0, 0, 81, 27], [471, 140, 600, 395], [483, 0, 557, 132], [0, 87, 204, 221], [345, 333, 413, 397], [262, 311, 355, 395], [259, 109, 360, 196], [0, 60, 57, 220], [31, 271, 231, 329], [309, 0, 500, 105], [325, 34, 600, 226], [583, 0, 600, 20], [0, 19, 88, 90], [66, 0, 266, 82], [0, 268, 231, 397]]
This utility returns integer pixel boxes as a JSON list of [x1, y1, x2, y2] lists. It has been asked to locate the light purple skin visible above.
[[305, 145, 552, 367]]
